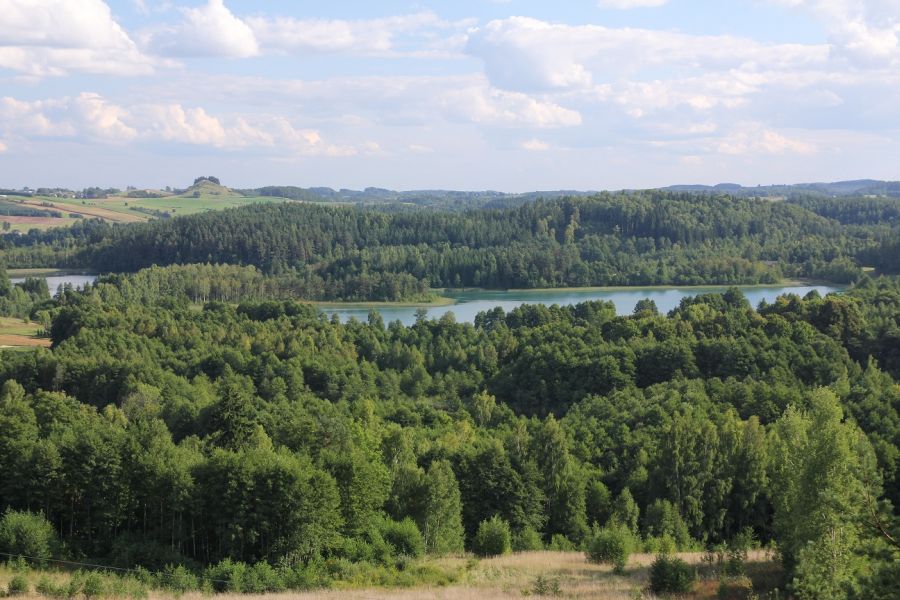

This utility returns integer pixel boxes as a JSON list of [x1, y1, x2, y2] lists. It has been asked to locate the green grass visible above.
[[38, 194, 290, 221]]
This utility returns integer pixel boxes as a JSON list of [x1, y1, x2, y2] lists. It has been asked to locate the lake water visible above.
[[9, 274, 840, 326], [10, 274, 97, 295], [323, 284, 841, 326]]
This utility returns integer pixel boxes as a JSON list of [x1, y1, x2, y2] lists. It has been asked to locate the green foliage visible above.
[[529, 575, 562, 596], [380, 518, 424, 558], [512, 527, 544, 552], [648, 554, 696, 595], [585, 524, 632, 574], [472, 516, 512, 557], [0, 264, 898, 596], [0, 510, 58, 562], [6, 574, 29, 596]]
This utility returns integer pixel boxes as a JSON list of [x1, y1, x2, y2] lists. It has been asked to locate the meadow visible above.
[[0, 551, 780, 600]]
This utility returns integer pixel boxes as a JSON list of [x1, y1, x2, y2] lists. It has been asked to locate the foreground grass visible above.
[[0, 551, 781, 600]]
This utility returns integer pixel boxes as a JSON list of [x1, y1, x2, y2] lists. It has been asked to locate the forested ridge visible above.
[[2, 192, 897, 300], [0, 265, 898, 598]]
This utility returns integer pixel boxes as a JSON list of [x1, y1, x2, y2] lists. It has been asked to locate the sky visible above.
[[1, 0, 899, 191]]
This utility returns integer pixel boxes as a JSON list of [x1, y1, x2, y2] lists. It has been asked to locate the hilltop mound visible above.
[[179, 177, 237, 198]]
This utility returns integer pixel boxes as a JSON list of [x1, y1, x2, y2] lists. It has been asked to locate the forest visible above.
[[2, 191, 897, 301], [0, 259, 898, 599]]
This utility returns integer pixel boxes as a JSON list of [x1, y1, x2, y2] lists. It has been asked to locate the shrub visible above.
[[649, 554, 696, 595], [242, 562, 285, 593], [530, 575, 562, 596], [547, 534, 575, 551], [512, 527, 543, 552], [81, 573, 105, 599], [0, 510, 59, 563], [472, 516, 511, 557], [159, 564, 199, 594], [380, 518, 425, 558], [643, 533, 677, 555], [36, 576, 65, 598], [7, 574, 30, 596], [585, 524, 632, 574], [204, 559, 246, 592]]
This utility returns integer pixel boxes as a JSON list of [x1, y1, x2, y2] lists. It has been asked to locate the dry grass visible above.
[[2, 551, 780, 600]]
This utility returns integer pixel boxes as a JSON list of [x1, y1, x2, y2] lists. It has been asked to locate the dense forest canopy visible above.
[[2, 192, 897, 301], [0, 263, 898, 598]]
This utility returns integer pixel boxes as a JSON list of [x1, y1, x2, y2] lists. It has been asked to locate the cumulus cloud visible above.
[[0, 92, 348, 156], [0, 0, 156, 77], [466, 16, 827, 91], [141, 0, 259, 58], [769, 0, 900, 65], [598, 0, 669, 8], [441, 84, 582, 128], [247, 11, 445, 55]]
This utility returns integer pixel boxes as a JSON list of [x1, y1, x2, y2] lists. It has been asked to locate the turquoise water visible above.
[[323, 284, 841, 326]]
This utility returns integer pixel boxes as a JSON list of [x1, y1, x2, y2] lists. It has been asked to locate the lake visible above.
[[10, 273, 98, 295], [9, 274, 840, 325], [322, 284, 841, 326]]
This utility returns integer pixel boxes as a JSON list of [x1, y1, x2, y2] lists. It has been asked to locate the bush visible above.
[[585, 524, 632, 574], [36, 576, 65, 598], [512, 527, 543, 552], [0, 510, 59, 563], [81, 573, 105, 599], [380, 518, 425, 558], [547, 534, 575, 551], [204, 559, 246, 592], [7, 574, 30, 596], [649, 554, 696, 595], [243, 562, 285, 593], [643, 534, 677, 555], [472, 516, 511, 557], [159, 564, 199, 594]]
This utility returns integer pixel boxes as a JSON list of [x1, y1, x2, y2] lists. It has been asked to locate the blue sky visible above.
[[1, 0, 898, 191]]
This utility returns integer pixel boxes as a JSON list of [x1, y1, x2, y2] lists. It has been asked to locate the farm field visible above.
[[0, 183, 292, 230], [0, 316, 50, 349]]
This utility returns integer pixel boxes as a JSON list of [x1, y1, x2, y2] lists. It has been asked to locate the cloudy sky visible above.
[[1, 0, 899, 191]]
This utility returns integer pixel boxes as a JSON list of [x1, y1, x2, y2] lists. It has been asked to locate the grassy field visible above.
[[0, 551, 781, 600], [0, 316, 50, 349], [0, 183, 292, 231]]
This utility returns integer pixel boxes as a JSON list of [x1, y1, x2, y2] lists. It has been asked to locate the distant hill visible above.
[[236, 179, 900, 208], [658, 179, 900, 198], [179, 178, 234, 198]]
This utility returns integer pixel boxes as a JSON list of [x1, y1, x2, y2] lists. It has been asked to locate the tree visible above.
[[768, 389, 881, 598], [422, 460, 465, 555]]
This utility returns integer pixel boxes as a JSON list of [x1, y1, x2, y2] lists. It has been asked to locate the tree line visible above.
[[2, 192, 896, 300]]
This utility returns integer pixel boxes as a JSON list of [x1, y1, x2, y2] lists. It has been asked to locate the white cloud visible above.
[[0, 0, 156, 77], [521, 138, 550, 151], [141, 0, 259, 58], [247, 12, 444, 55], [598, 0, 669, 8], [770, 1, 900, 65], [441, 84, 582, 128], [0, 92, 348, 156], [709, 123, 818, 156], [466, 16, 827, 91], [0, 139, 7, 153]]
